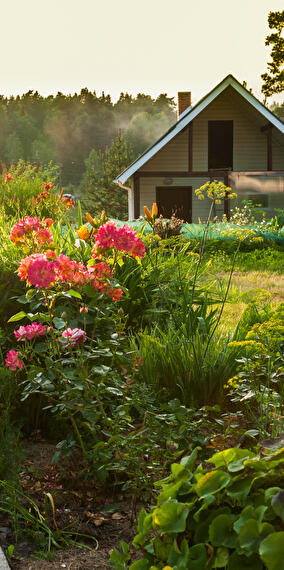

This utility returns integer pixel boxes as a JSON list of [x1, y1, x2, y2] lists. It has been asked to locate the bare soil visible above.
[[3, 439, 139, 570]]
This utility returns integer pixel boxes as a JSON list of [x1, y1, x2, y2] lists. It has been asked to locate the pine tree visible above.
[[81, 132, 133, 220]]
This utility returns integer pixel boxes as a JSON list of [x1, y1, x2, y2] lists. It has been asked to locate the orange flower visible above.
[[86, 212, 95, 226], [76, 225, 90, 240], [5, 173, 14, 181], [144, 206, 152, 221], [151, 202, 158, 217]]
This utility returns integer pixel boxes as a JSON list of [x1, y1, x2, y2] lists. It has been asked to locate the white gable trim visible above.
[[115, 75, 284, 185]]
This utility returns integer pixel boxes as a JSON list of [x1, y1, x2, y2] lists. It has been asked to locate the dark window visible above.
[[156, 186, 192, 222], [208, 120, 233, 169]]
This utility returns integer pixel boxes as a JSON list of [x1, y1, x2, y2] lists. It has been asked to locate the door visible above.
[[156, 186, 192, 222]]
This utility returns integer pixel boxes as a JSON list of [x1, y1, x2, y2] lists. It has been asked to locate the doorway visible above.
[[156, 186, 192, 222]]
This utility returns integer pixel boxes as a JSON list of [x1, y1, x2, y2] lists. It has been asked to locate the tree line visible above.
[[0, 90, 176, 189]]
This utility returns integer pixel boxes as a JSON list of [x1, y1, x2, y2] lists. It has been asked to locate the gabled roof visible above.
[[115, 74, 284, 184]]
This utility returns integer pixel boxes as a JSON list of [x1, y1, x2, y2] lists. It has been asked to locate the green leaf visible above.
[[53, 317, 66, 330], [234, 505, 267, 534], [8, 311, 27, 322], [264, 487, 282, 504], [212, 547, 229, 568], [187, 543, 207, 570], [180, 447, 200, 470], [259, 532, 284, 570], [129, 560, 149, 570], [195, 470, 231, 498], [226, 477, 253, 501], [153, 501, 189, 533], [208, 448, 255, 468], [209, 514, 237, 548], [238, 519, 274, 554], [228, 552, 263, 569], [66, 289, 82, 299]]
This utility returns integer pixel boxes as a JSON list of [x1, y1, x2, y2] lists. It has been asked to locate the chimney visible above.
[[177, 92, 191, 118]]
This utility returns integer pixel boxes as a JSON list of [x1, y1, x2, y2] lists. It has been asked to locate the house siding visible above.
[[139, 129, 188, 171], [138, 177, 224, 222], [272, 132, 284, 170], [192, 86, 267, 171]]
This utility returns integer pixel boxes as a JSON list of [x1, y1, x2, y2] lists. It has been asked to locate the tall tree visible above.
[[81, 132, 133, 220], [261, 10, 284, 98]]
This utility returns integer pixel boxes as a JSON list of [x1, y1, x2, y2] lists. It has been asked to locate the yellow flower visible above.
[[76, 225, 90, 240]]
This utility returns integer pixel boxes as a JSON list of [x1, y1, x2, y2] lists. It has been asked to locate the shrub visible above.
[[111, 444, 284, 569]]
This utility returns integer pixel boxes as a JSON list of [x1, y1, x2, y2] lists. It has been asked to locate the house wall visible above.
[[138, 176, 225, 222], [192, 86, 268, 171], [139, 129, 188, 171], [272, 132, 284, 170]]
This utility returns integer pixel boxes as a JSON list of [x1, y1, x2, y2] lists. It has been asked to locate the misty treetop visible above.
[[0, 89, 176, 186]]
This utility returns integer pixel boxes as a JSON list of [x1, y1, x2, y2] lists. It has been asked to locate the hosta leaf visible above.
[[208, 448, 254, 468], [238, 519, 274, 554], [195, 470, 230, 498], [212, 547, 229, 568], [259, 532, 284, 570], [209, 514, 237, 548], [152, 501, 189, 533]]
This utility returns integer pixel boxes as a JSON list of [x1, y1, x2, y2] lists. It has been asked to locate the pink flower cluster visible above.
[[17, 252, 123, 300], [60, 328, 86, 347], [14, 322, 47, 342], [9, 217, 53, 246], [93, 222, 145, 258], [5, 350, 23, 371]]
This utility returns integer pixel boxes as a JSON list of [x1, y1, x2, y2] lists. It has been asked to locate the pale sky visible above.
[[1, 0, 283, 105]]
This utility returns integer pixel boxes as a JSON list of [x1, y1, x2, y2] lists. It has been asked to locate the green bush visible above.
[[111, 444, 284, 569]]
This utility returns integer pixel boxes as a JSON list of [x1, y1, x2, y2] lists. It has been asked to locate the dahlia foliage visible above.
[[6, 213, 145, 371]]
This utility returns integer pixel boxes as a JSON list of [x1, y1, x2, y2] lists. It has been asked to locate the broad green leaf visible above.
[[226, 477, 253, 501], [53, 317, 66, 330], [264, 487, 282, 504], [152, 501, 189, 533], [208, 448, 254, 468], [195, 470, 230, 498], [187, 543, 207, 570], [238, 519, 274, 554], [234, 505, 267, 533], [212, 547, 229, 568], [259, 532, 284, 570], [8, 311, 27, 322], [228, 552, 263, 569], [209, 514, 237, 548]]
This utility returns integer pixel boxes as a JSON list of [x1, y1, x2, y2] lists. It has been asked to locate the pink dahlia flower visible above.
[[14, 322, 47, 342], [5, 350, 23, 371], [61, 328, 86, 347], [27, 257, 56, 288]]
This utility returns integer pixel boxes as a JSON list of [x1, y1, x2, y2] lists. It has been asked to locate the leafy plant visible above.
[[111, 444, 284, 569]]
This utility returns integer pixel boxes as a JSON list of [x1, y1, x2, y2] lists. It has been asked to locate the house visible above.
[[115, 75, 284, 222]]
